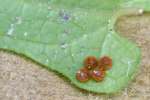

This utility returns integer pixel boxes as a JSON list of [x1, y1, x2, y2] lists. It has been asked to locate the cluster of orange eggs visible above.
[[76, 56, 112, 82]]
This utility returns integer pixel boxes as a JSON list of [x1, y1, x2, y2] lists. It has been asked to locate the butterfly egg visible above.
[[84, 56, 98, 70], [98, 56, 112, 70], [90, 67, 105, 82], [76, 68, 90, 82]]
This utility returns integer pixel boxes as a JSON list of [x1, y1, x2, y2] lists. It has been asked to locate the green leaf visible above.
[[0, 0, 148, 93]]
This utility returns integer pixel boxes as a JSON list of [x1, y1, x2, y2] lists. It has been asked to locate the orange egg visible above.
[[98, 56, 112, 70], [90, 68, 105, 82], [84, 56, 98, 70], [76, 68, 90, 82]]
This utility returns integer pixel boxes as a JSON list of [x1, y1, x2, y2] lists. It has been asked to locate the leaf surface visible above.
[[0, 0, 148, 93]]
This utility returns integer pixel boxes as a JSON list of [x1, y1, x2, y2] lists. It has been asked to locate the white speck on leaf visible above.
[[80, 51, 84, 56], [71, 54, 74, 57], [46, 59, 49, 63], [54, 51, 58, 59], [16, 17, 22, 25], [111, 44, 116, 49], [7, 24, 14, 35], [62, 33, 68, 38], [107, 33, 112, 37], [48, 6, 52, 10], [121, 58, 136, 77], [126, 61, 132, 77], [122, 58, 135, 64], [127, 61, 132, 65], [60, 43, 68, 49], [24, 32, 28, 36], [38, 3, 42, 7], [59, 9, 70, 21], [108, 19, 111, 24], [83, 34, 87, 39], [64, 29, 70, 35]]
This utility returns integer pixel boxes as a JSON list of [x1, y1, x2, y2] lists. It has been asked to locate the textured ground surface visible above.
[[0, 13, 150, 100]]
